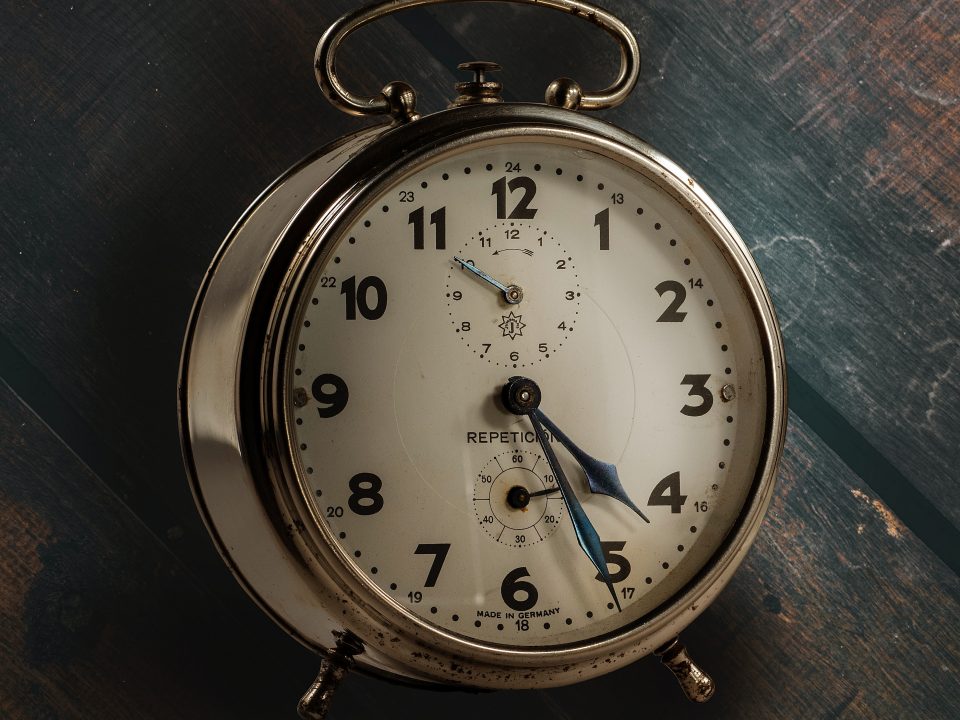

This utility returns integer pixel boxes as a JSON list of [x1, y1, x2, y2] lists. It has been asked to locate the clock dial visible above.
[[287, 140, 768, 647]]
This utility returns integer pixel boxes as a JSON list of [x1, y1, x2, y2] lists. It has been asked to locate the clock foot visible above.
[[297, 632, 363, 719], [654, 636, 716, 703]]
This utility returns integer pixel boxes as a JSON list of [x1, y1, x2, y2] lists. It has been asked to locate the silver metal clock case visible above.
[[178, 1, 787, 717]]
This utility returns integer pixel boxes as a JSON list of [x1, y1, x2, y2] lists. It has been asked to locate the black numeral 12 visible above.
[[492, 176, 538, 219]]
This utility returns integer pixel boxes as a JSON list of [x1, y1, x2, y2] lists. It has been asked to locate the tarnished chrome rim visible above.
[[180, 103, 787, 689]]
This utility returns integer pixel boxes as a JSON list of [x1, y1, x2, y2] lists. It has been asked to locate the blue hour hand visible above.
[[533, 411, 650, 523]]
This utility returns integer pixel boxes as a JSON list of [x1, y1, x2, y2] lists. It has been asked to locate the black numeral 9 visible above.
[[311, 373, 348, 418]]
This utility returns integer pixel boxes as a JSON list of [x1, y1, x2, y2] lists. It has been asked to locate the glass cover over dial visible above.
[[286, 140, 768, 647]]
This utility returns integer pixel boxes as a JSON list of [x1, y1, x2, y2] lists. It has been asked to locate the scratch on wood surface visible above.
[[850, 489, 905, 539], [936, 236, 958, 255], [767, 0, 864, 83], [894, 79, 960, 108], [907, 339, 959, 439], [863, 4, 960, 229], [748, 0, 960, 252], [749, 234, 830, 330], [748, 0, 817, 50], [789, 81, 846, 132], [638, 36, 678, 88]]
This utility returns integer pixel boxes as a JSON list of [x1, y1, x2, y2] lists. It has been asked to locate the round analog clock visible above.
[[179, 1, 787, 717]]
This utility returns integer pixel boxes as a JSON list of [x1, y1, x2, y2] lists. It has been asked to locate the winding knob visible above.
[[452, 61, 503, 106]]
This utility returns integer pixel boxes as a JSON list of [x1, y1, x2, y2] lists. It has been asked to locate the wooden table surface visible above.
[[2, 1, 958, 718]]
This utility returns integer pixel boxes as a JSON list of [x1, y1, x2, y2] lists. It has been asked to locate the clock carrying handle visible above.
[[316, 0, 641, 121]]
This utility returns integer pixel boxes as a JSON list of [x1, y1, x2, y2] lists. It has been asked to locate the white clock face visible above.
[[286, 139, 768, 648]]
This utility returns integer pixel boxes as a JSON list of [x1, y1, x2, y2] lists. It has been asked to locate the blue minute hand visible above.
[[528, 408, 621, 612], [502, 376, 628, 611]]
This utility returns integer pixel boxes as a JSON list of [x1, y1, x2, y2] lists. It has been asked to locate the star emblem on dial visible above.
[[499, 311, 525, 340]]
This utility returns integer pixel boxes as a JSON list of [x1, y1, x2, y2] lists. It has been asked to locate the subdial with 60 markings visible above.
[[474, 449, 563, 547]]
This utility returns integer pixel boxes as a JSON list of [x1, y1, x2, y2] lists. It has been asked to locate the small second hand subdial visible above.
[[473, 450, 562, 547], [453, 256, 523, 304]]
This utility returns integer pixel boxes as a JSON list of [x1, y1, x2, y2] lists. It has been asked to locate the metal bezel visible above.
[[181, 102, 787, 689]]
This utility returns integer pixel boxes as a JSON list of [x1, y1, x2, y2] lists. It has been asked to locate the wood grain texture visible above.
[[1, 0, 959, 718], [0, 382, 316, 718]]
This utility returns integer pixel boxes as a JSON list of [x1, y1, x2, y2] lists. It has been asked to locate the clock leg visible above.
[[654, 636, 716, 703], [297, 632, 363, 719], [297, 657, 349, 720]]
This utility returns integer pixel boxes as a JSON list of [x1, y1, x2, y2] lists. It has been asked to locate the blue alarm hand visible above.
[[453, 256, 524, 304]]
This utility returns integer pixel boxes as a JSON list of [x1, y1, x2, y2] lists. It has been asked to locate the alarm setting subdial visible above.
[[446, 222, 580, 368], [474, 449, 563, 547]]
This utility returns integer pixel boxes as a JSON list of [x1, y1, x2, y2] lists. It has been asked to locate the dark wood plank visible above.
[[0, 381, 323, 718], [407, 0, 960, 531]]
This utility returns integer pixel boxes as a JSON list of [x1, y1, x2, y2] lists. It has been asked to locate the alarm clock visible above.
[[178, 1, 787, 717]]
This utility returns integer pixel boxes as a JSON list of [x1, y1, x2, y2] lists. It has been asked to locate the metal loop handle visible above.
[[316, 0, 641, 120]]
